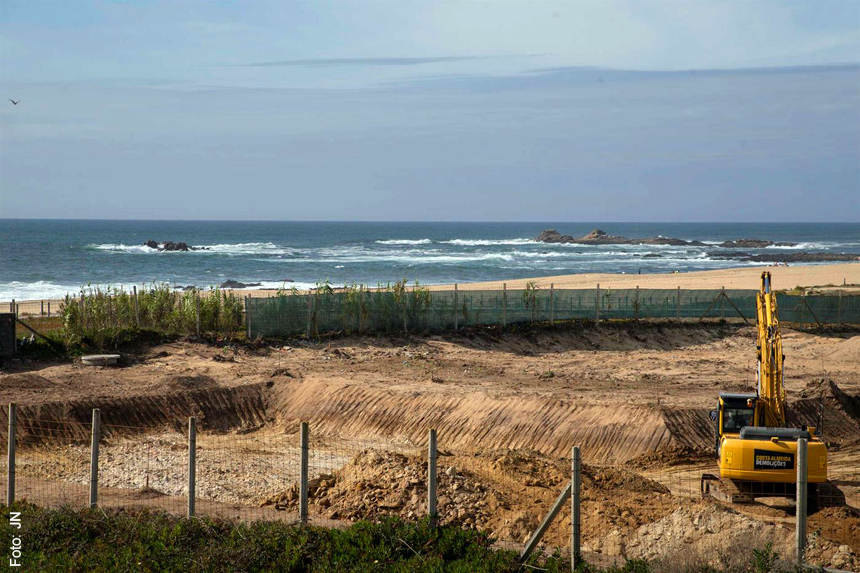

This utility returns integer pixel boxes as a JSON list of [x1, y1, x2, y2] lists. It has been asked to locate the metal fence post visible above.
[[196, 294, 201, 337], [837, 291, 842, 324], [7, 403, 16, 506], [428, 428, 437, 530], [550, 283, 555, 324], [306, 292, 313, 339], [300, 421, 309, 524], [453, 284, 458, 330], [89, 408, 100, 507], [635, 286, 640, 321], [571, 446, 581, 570], [188, 416, 196, 517], [133, 286, 140, 327], [40, 300, 44, 316], [796, 437, 808, 564], [502, 283, 507, 328], [11, 300, 16, 319], [245, 296, 251, 339], [595, 284, 600, 323], [676, 286, 681, 322], [47, 301, 51, 317], [720, 287, 725, 320]]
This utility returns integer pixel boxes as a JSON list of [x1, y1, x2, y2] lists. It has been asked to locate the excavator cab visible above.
[[711, 393, 758, 459]]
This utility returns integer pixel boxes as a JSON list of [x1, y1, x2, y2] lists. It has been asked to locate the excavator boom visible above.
[[756, 272, 786, 427]]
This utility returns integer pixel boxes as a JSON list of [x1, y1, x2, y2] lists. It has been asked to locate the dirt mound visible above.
[[626, 446, 713, 470], [809, 506, 860, 553], [790, 379, 860, 445], [603, 504, 859, 570], [263, 449, 678, 547], [159, 374, 217, 391], [0, 373, 55, 390]]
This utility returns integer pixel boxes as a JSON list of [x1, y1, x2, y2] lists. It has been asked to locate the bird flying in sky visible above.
[[9, 99, 20, 105]]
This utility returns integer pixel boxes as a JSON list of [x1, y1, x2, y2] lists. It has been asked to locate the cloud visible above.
[[236, 56, 517, 67]]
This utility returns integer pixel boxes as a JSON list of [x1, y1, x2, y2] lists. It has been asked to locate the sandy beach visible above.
[[4, 263, 860, 311], [433, 261, 860, 291]]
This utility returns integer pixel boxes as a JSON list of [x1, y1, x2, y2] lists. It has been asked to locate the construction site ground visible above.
[[1, 323, 859, 569]]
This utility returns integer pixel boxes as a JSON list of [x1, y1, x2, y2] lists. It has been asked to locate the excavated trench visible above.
[[2, 377, 856, 463]]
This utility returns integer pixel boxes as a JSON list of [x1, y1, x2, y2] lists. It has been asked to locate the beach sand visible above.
[[429, 261, 860, 291], [4, 263, 860, 309]]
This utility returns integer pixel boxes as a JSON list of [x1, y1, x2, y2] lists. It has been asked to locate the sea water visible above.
[[1, 220, 858, 300]]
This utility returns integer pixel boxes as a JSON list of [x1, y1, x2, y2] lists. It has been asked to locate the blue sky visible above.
[[1, 0, 859, 221]]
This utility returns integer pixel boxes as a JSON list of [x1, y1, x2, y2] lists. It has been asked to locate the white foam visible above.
[[91, 242, 295, 256], [0, 281, 84, 302], [439, 238, 534, 246], [375, 239, 433, 245]]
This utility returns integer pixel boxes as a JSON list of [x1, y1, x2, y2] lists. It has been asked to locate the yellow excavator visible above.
[[701, 272, 842, 510]]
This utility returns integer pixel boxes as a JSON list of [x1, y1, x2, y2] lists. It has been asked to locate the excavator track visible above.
[[700, 473, 752, 504]]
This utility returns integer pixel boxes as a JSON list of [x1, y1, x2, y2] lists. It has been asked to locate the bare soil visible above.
[[1, 323, 859, 568]]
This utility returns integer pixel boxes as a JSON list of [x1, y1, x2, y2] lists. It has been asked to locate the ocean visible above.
[[1, 220, 858, 301]]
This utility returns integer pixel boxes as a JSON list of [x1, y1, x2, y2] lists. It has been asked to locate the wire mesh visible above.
[[248, 287, 860, 338]]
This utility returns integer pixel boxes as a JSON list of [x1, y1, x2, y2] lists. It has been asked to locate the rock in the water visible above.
[[533, 228, 705, 247], [533, 229, 575, 243], [718, 238, 797, 248], [160, 241, 191, 252], [220, 280, 262, 289], [144, 240, 159, 249]]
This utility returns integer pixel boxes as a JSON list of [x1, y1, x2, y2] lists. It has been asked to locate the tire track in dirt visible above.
[[0, 382, 271, 444], [271, 381, 678, 463]]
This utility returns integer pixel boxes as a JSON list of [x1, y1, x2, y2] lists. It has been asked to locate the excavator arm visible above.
[[756, 272, 786, 427]]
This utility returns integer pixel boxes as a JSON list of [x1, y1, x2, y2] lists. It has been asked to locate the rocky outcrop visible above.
[[534, 229, 809, 249], [709, 251, 859, 263], [533, 228, 705, 246], [718, 239, 797, 248], [220, 280, 262, 289], [142, 240, 208, 252], [161, 241, 191, 252]]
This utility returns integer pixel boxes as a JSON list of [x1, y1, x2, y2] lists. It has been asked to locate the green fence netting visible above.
[[247, 289, 860, 339]]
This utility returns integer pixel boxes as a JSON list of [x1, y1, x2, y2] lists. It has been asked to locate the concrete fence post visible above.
[[428, 428, 437, 530], [89, 408, 100, 507], [133, 286, 140, 327], [245, 296, 251, 339], [571, 446, 581, 570], [676, 286, 681, 322], [595, 284, 600, 323], [300, 421, 309, 524], [502, 283, 507, 328], [453, 284, 458, 330], [40, 300, 44, 316], [796, 437, 808, 564], [550, 283, 555, 324], [720, 287, 725, 320], [188, 417, 196, 517], [11, 300, 16, 319], [47, 301, 51, 317], [7, 403, 16, 506]]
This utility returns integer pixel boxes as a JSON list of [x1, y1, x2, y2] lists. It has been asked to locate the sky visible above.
[[0, 0, 859, 222]]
